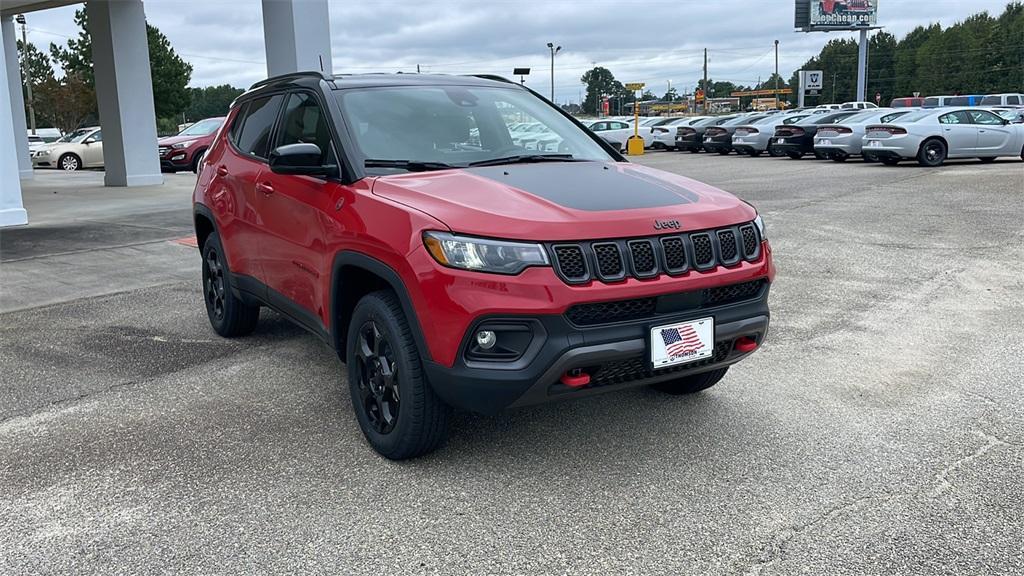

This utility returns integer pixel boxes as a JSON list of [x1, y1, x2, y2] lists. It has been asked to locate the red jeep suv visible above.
[[192, 72, 775, 459]]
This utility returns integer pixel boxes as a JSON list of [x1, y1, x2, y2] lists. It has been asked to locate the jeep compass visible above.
[[192, 72, 775, 459]]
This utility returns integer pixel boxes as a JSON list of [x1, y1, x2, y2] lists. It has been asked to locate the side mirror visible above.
[[83, 137, 95, 145], [269, 143, 334, 176]]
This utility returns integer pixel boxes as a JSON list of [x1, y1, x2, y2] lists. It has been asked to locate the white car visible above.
[[26, 134, 47, 156], [652, 117, 709, 149], [861, 108, 1024, 166], [31, 126, 104, 171], [584, 119, 634, 151], [731, 113, 812, 156], [841, 101, 879, 110], [813, 108, 916, 161]]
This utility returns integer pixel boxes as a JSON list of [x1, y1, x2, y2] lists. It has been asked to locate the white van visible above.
[[979, 93, 1024, 106]]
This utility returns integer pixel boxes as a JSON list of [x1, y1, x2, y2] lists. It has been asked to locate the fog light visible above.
[[476, 330, 497, 350]]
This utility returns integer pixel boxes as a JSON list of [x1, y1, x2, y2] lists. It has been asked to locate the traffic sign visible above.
[[625, 82, 645, 91]]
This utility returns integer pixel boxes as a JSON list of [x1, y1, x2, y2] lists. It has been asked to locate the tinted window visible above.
[[947, 96, 970, 106], [235, 95, 285, 159], [228, 104, 248, 144], [1009, 96, 1021, 105], [939, 111, 969, 124], [590, 122, 607, 131], [967, 110, 1003, 125], [980, 96, 1001, 106], [277, 92, 335, 164]]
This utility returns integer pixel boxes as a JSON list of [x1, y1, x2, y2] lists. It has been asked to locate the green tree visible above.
[[580, 66, 627, 115], [34, 73, 96, 133], [185, 84, 245, 121], [48, 7, 193, 119]]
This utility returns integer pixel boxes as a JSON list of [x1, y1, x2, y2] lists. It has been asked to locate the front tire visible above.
[[652, 367, 728, 395], [917, 138, 947, 167], [201, 232, 259, 337], [59, 153, 81, 171], [192, 149, 207, 173], [347, 291, 449, 460]]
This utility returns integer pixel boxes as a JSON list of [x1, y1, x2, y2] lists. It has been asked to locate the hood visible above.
[[371, 161, 756, 241], [158, 134, 208, 146]]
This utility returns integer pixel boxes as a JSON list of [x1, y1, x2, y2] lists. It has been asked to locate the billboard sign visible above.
[[796, 0, 878, 31]]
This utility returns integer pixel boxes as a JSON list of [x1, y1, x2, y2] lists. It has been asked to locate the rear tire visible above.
[[201, 232, 259, 337], [917, 138, 947, 167], [652, 367, 728, 395], [786, 151, 804, 160], [814, 151, 827, 160], [831, 153, 848, 163], [880, 157, 901, 166], [748, 150, 762, 157], [768, 145, 785, 157], [347, 290, 449, 460], [862, 153, 878, 163], [717, 149, 731, 155]]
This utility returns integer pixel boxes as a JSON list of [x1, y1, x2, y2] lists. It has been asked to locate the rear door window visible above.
[[939, 111, 970, 124], [235, 94, 285, 160]]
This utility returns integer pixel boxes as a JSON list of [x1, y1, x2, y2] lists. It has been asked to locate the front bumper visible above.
[[422, 281, 771, 414], [159, 149, 192, 170]]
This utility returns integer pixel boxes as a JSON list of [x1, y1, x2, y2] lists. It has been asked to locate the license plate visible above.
[[776, 138, 785, 144], [869, 140, 882, 147], [734, 138, 745, 144], [704, 137, 712, 143], [820, 139, 832, 146], [650, 317, 714, 369]]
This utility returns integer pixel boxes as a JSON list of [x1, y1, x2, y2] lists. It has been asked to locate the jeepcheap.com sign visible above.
[[809, 0, 878, 29]]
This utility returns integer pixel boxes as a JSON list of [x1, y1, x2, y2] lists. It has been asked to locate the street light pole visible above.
[[16, 14, 36, 134], [774, 40, 780, 110], [547, 42, 561, 103]]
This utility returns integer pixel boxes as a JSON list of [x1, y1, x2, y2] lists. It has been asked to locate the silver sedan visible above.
[[730, 112, 810, 156], [813, 108, 915, 162], [861, 108, 1024, 166]]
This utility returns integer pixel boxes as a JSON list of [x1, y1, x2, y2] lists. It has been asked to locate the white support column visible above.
[[2, 16, 32, 181], [261, 0, 333, 77], [856, 28, 868, 103], [88, 0, 162, 187], [0, 17, 27, 227]]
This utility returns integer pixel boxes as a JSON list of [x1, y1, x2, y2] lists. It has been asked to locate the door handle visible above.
[[216, 165, 229, 176], [256, 182, 274, 195]]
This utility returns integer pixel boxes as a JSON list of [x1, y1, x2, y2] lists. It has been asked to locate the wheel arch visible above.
[[193, 203, 217, 251], [330, 252, 431, 364]]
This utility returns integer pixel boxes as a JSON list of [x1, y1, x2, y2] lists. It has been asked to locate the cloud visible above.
[[17, 0, 1014, 101]]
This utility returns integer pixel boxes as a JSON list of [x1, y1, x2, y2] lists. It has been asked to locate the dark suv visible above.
[[193, 72, 775, 459]]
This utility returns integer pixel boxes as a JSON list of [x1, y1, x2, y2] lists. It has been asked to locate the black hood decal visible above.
[[464, 163, 699, 211]]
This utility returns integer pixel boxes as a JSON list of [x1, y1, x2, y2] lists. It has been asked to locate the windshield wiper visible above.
[[364, 159, 455, 172], [466, 154, 578, 168]]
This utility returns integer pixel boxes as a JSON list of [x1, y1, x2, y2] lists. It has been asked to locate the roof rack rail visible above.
[[249, 71, 331, 90], [469, 74, 517, 85]]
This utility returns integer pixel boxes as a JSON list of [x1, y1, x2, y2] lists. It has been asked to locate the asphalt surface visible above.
[[2, 155, 1023, 575]]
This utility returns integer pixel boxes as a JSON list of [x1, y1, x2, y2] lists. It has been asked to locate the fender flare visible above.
[[329, 251, 432, 363]]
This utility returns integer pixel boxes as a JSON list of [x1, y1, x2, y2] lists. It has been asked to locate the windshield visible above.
[[61, 128, 94, 143], [178, 118, 223, 136], [335, 85, 613, 171]]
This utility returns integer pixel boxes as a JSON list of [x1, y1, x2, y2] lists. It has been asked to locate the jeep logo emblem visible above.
[[654, 219, 681, 230]]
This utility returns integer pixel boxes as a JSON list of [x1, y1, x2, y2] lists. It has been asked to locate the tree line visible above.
[[16, 8, 243, 135], [580, 2, 1022, 114]]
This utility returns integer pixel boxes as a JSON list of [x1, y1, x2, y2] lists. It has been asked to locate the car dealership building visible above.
[[0, 0, 333, 227]]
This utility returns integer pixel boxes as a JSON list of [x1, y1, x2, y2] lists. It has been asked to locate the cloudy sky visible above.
[[18, 0, 1014, 102]]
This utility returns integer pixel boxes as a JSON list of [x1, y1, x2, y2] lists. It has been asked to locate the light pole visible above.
[[774, 40, 780, 110], [547, 42, 561, 102], [16, 14, 36, 134]]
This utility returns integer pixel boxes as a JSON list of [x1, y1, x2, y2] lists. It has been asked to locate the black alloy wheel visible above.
[[354, 320, 401, 435], [917, 138, 947, 167], [203, 246, 227, 322]]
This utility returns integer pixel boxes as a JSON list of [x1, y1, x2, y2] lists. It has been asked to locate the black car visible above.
[[702, 114, 770, 155], [676, 115, 739, 152], [771, 111, 861, 159]]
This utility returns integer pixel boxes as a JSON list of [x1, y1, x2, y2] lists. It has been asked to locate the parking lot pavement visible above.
[[2, 157, 1023, 575]]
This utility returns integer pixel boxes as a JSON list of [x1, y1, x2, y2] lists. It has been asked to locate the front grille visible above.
[[548, 222, 763, 285], [593, 243, 624, 279], [553, 245, 587, 282], [717, 229, 738, 262], [585, 342, 733, 388], [564, 279, 767, 326]]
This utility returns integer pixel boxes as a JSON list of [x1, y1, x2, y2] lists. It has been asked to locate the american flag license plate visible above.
[[650, 317, 714, 368]]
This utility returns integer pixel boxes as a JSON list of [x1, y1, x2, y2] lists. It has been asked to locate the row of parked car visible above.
[[585, 98, 1024, 167], [27, 117, 225, 173]]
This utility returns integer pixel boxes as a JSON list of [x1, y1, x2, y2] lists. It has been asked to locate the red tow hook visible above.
[[560, 368, 591, 388], [734, 337, 759, 353]]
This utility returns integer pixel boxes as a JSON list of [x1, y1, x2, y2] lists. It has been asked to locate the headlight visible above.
[[753, 215, 767, 240], [423, 232, 549, 275], [37, 149, 51, 157], [172, 140, 196, 149]]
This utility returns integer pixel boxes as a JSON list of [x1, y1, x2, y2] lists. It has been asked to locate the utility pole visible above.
[[774, 40, 780, 110], [702, 48, 708, 114], [16, 14, 36, 135], [547, 42, 561, 102]]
